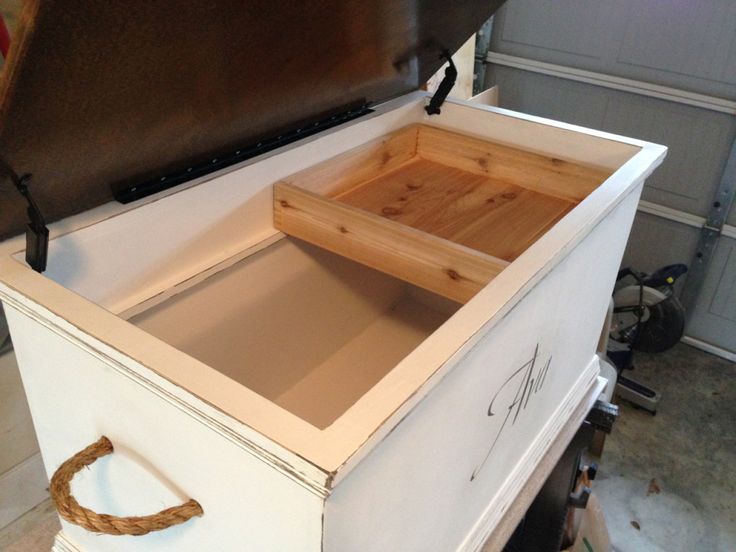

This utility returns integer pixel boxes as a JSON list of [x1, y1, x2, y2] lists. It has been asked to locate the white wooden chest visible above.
[[0, 3, 666, 551]]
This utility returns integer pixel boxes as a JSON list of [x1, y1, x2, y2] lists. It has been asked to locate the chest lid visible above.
[[0, 0, 506, 243]]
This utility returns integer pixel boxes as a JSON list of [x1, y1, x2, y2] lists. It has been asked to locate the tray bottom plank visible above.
[[338, 158, 575, 262]]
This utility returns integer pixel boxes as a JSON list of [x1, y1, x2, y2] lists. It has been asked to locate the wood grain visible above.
[[274, 183, 508, 303], [279, 125, 419, 196], [337, 158, 575, 261], [279, 124, 603, 264], [417, 125, 611, 202]]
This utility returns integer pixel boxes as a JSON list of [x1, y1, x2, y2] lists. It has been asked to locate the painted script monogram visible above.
[[471, 344, 552, 481]]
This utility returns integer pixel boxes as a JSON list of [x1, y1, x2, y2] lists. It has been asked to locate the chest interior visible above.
[[119, 123, 611, 429]]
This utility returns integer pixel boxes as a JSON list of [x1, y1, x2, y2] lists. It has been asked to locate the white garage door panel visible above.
[[488, 0, 736, 354], [621, 213, 700, 279], [602, 96, 736, 216], [686, 236, 736, 349], [616, 2, 736, 88], [498, 0, 609, 60], [493, 0, 736, 99], [485, 66, 607, 128], [487, 66, 736, 218]]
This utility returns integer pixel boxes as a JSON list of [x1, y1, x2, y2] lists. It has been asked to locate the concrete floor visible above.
[[596, 343, 735, 552], [0, 499, 58, 552], [0, 343, 733, 551]]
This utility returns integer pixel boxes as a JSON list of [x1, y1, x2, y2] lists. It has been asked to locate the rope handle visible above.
[[50, 436, 203, 536]]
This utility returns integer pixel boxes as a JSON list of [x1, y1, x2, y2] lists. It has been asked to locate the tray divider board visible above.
[[274, 183, 508, 304], [416, 125, 612, 203]]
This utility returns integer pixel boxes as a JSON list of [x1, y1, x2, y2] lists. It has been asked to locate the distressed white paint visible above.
[[0, 92, 666, 550], [324, 189, 641, 552], [53, 532, 86, 552], [6, 305, 325, 552]]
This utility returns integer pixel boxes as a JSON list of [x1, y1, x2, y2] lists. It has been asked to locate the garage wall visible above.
[[486, 66, 736, 221], [489, 0, 736, 98], [485, 0, 736, 357], [685, 233, 736, 356]]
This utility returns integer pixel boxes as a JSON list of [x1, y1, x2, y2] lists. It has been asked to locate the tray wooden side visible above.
[[277, 125, 420, 196], [274, 123, 612, 299], [416, 125, 612, 202], [274, 183, 508, 303]]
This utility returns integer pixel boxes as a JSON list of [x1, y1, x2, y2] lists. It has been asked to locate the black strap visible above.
[[425, 51, 458, 116], [0, 159, 48, 272]]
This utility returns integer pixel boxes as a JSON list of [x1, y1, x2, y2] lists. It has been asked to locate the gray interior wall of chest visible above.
[[484, 0, 736, 354]]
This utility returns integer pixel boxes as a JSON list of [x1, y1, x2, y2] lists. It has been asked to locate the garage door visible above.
[[485, 0, 736, 358]]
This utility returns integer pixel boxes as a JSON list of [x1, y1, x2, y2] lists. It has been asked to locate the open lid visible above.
[[0, 0, 506, 241]]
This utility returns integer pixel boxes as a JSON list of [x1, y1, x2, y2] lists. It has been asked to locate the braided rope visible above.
[[50, 436, 203, 536]]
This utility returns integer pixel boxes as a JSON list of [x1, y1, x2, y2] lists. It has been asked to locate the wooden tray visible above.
[[275, 124, 612, 302]]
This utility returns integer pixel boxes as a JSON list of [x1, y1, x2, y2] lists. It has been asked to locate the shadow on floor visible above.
[[596, 343, 735, 552]]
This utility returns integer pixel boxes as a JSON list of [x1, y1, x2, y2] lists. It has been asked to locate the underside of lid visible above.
[[0, 0, 506, 241]]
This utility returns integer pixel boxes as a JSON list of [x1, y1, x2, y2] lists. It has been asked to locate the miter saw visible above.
[[606, 264, 687, 413]]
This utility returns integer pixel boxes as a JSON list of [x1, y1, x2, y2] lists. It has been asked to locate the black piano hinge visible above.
[[425, 51, 457, 116], [1, 161, 49, 273], [114, 104, 374, 204]]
